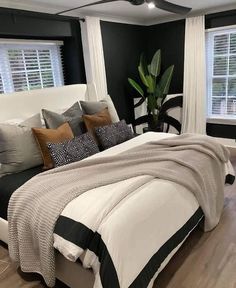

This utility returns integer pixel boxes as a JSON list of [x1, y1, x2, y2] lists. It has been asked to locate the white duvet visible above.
[[53, 132, 222, 288]]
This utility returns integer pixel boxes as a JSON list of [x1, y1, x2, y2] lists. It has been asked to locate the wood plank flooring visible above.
[[0, 159, 235, 288], [154, 158, 236, 288]]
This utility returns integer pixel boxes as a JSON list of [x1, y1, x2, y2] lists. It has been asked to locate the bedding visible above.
[[32, 122, 74, 169], [95, 120, 133, 150], [82, 108, 112, 142], [0, 165, 42, 220], [80, 95, 120, 123], [42, 102, 85, 136], [0, 114, 43, 177], [8, 132, 234, 288], [47, 133, 99, 167]]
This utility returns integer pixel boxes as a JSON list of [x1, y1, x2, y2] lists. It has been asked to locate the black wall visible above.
[[101, 21, 146, 124], [205, 10, 236, 138], [101, 19, 185, 124], [0, 7, 86, 85], [146, 19, 185, 94], [101, 11, 236, 138]]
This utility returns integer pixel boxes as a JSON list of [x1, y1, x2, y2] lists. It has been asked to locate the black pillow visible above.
[[95, 120, 133, 150], [47, 133, 99, 167]]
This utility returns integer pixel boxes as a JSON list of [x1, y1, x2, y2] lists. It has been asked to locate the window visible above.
[[206, 28, 236, 119], [0, 40, 64, 94]]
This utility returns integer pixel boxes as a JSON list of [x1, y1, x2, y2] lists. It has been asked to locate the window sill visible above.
[[207, 118, 236, 125]]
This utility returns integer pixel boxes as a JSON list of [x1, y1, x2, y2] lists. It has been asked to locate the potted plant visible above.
[[128, 49, 174, 131]]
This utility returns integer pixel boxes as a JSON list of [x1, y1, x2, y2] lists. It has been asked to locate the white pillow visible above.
[[0, 114, 43, 177]]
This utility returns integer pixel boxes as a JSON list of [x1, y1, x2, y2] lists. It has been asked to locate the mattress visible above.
[[0, 165, 42, 220]]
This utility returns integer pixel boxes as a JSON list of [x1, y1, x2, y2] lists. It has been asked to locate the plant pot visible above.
[[147, 115, 164, 132]]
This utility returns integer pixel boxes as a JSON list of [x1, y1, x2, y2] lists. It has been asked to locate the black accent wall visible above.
[[101, 21, 146, 124], [0, 7, 86, 85], [101, 19, 185, 124], [101, 11, 236, 137], [146, 20, 185, 94]]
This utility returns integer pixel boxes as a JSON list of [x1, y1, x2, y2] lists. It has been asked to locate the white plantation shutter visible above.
[[206, 28, 236, 118], [0, 40, 64, 94], [0, 74, 3, 93]]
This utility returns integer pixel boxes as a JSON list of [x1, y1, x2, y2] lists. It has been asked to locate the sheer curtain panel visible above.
[[182, 16, 206, 134]]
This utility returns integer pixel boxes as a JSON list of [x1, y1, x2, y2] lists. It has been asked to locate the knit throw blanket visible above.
[[8, 133, 229, 287]]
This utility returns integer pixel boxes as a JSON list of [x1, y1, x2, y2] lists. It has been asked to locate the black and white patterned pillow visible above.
[[95, 120, 133, 150], [47, 133, 99, 167]]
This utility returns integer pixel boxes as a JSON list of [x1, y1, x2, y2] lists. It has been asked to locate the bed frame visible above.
[[0, 84, 95, 288], [0, 84, 224, 288]]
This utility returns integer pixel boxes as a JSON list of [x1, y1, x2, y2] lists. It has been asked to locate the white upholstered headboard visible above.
[[0, 84, 94, 122]]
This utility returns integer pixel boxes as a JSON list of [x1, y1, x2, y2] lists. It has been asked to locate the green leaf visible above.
[[154, 83, 162, 99], [150, 50, 161, 77], [146, 75, 155, 93], [148, 64, 151, 74], [139, 53, 148, 76], [138, 65, 149, 88], [128, 78, 144, 98], [159, 65, 174, 95]]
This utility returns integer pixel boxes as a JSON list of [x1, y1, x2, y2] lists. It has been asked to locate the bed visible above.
[[0, 84, 234, 288]]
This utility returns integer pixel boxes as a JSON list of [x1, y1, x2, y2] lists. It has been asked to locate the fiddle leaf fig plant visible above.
[[128, 49, 174, 130]]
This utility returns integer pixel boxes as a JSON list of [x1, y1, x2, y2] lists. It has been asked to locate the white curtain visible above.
[[181, 15, 206, 134], [81, 16, 108, 101]]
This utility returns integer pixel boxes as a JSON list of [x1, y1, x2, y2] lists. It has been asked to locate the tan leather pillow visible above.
[[83, 108, 112, 141], [32, 122, 74, 170]]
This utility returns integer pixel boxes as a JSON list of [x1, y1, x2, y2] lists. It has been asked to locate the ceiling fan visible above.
[[56, 0, 192, 16]]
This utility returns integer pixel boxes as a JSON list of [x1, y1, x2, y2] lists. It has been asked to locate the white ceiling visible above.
[[0, 0, 236, 25]]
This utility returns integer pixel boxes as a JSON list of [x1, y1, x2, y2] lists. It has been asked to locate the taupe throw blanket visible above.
[[8, 133, 229, 287]]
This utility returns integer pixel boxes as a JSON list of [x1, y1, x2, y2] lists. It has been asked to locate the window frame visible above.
[[0, 39, 64, 94], [206, 26, 236, 124]]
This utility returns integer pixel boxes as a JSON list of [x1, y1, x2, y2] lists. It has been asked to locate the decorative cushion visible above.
[[95, 120, 134, 150], [0, 114, 43, 177], [82, 108, 112, 142], [80, 95, 119, 123], [32, 122, 74, 170], [47, 133, 99, 167], [42, 102, 85, 136]]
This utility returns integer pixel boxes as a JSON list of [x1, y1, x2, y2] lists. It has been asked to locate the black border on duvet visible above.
[[54, 207, 204, 288]]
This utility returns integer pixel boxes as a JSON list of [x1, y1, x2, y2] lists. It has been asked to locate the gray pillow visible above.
[[0, 114, 43, 177], [95, 120, 133, 150], [80, 95, 119, 123], [47, 133, 99, 167], [42, 102, 84, 136]]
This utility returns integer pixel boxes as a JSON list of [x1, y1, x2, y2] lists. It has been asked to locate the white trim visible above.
[[0, 39, 64, 46], [207, 117, 236, 125], [206, 24, 236, 33]]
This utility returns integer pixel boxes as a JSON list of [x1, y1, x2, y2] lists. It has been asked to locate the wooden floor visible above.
[[0, 160, 235, 288]]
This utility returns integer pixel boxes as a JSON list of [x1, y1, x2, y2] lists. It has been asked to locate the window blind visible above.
[[206, 28, 236, 118], [0, 40, 64, 94], [0, 74, 3, 94]]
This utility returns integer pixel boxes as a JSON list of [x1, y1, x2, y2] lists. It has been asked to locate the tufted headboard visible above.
[[0, 84, 96, 122]]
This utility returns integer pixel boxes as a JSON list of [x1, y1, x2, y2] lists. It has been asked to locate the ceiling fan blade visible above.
[[56, 0, 121, 15], [153, 0, 192, 14]]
